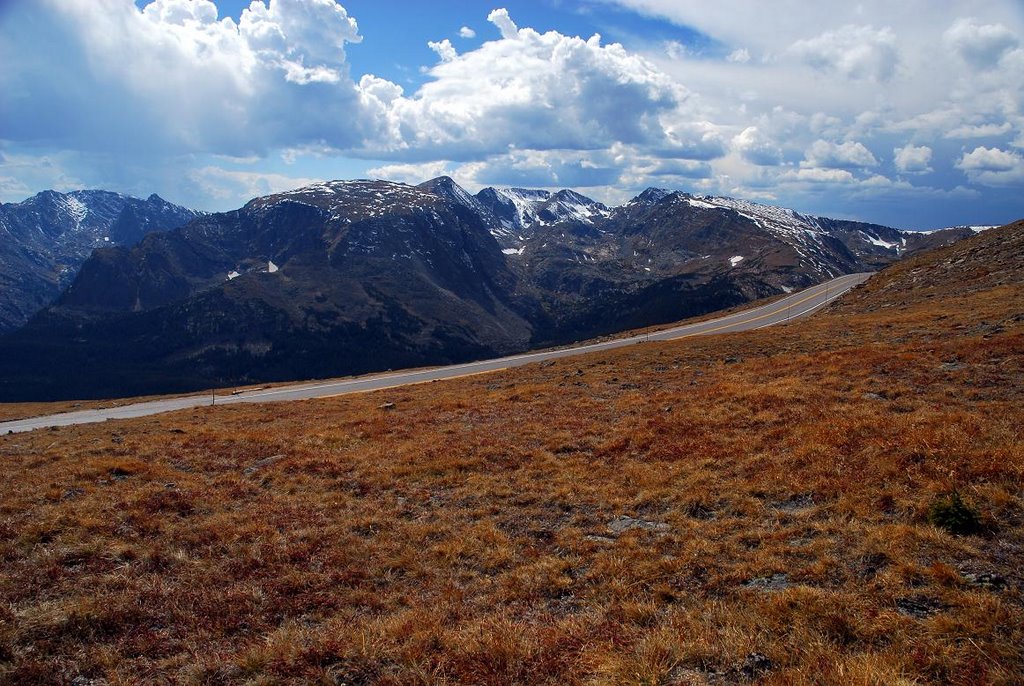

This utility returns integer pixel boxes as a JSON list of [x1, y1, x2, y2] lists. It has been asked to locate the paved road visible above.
[[0, 272, 871, 434]]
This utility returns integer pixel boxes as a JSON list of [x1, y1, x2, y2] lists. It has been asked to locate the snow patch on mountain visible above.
[[265, 179, 440, 224], [474, 186, 609, 249], [63, 195, 88, 229], [680, 193, 826, 239], [861, 231, 900, 250], [496, 188, 550, 228], [542, 190, 609, 225], [916, 224, 999, 235]]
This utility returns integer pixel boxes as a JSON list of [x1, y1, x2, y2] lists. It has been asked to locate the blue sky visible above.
[[2, 0, 1024, 229]]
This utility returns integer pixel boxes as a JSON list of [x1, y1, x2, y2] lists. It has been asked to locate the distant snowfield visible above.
[[912, 225, 998, 235]]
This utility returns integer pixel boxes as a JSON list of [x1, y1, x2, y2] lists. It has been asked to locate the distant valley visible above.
[[0, 178, 979, 400]]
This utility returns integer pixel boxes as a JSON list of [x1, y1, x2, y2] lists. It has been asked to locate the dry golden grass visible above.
[[1, 223, 1022, 685]]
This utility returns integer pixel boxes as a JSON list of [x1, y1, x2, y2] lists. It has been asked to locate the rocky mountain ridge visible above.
[[0, 177, 977, 400], [0, 190, 202, 331]]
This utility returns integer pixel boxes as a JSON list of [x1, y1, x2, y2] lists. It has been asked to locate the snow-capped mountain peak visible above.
[[629, 187, 673, 205], [539, 190, 609, 225], [417, 176, 489, 216], [474, 186, 609, 247]]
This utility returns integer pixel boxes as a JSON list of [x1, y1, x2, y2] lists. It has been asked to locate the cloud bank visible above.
[[1, 0, 1022, 228]]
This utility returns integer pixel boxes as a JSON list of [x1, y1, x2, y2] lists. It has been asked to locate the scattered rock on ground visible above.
[[71, 677, 109, 686], [963, 572, 1007, 590], [61, 487, 85, 501], [606, 515, 671, 535], [739, 652, 773, 678], [743, 573, 791, 591], [896, 596, 945, 618], [856, 552, 890, 581], [771, 494, 816, 513], [683, 502, 716, 520], [667, 666, 723, 685], [666, 652, 773, 685], [243, 454, 286, 475]]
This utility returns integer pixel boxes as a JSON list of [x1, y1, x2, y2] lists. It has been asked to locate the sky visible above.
[[1, 1, 1023, 229]]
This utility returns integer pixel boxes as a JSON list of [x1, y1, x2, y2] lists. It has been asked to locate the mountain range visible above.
[[0, 178, 978, 400], [0, 190, 202, 332]]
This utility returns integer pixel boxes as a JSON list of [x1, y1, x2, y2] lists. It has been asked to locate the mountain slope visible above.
[[505, 189, 970, 342], [833, 219, 1024, 314], [0, 180, 537, 399], [0, 178, 982, 400], [0, 190, 202, 332]]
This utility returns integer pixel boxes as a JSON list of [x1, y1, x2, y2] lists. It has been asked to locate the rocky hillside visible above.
[[0, 190, 202, 332], [0, 178, 981, 400], [834, 219, 1024, 314]]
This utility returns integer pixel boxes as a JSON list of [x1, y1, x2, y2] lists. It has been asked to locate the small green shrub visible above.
[[927, 491, 982, 535]]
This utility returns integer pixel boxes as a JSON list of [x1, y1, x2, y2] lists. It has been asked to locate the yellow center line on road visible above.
[[664, 273, 861, 340]]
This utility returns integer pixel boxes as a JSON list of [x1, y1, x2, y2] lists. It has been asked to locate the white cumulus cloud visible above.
[[782, 168, 855, 184], [1, 0, 369, 156], [893, 144, 933, 173], [487, 8, 519, 40], [459, 26, 476, 39], [957, 146, 1018, 172], [956, 146, 1024, 186], [428, 38, 457, 63], [944, 18, 1019, 69], [732, 127, 783, 166], [804, 140, 879, 169], [369, 24, 685, 159], [789, 25, 899, 82], [189, 166, 322, 200], [944, 122, 1014, 139], [367, 161, 457, 186]]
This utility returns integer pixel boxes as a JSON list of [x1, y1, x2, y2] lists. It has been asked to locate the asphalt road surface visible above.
[[0, 272, 872, 434]]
